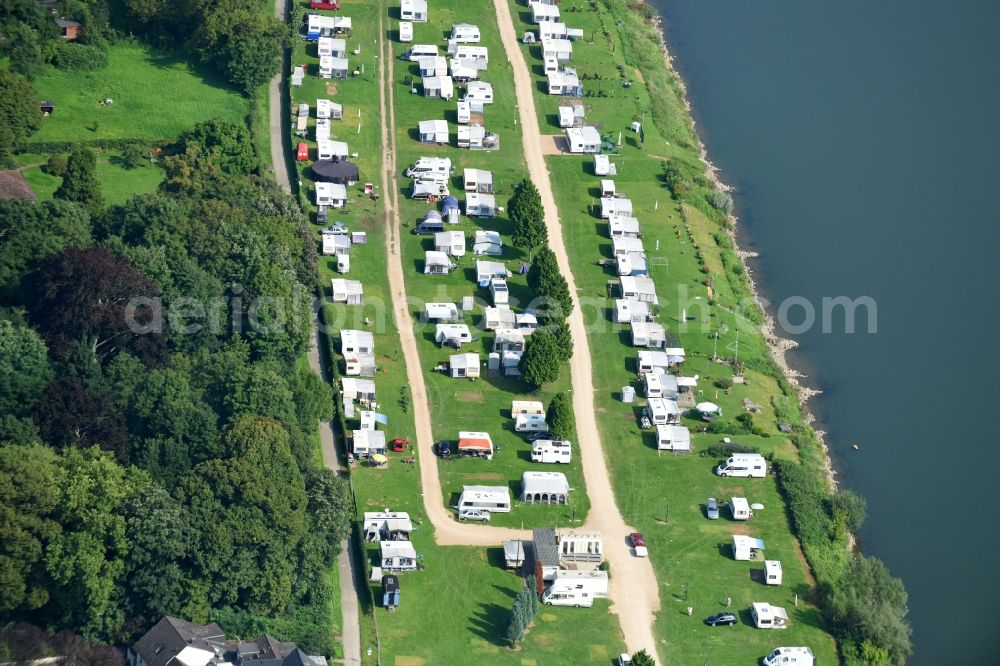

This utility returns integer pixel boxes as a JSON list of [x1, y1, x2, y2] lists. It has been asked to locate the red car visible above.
[[391, 438, 407, 453], [309, 0, 340, 9], [629, 532, 648, 557], [296, 142, 309, 161]]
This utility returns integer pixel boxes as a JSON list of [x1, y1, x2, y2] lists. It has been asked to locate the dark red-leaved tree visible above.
[[22, 247, 166, 366], [32, 376, 128, 460]]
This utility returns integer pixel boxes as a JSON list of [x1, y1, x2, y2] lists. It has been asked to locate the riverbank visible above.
[[616, 0, 911, 661]]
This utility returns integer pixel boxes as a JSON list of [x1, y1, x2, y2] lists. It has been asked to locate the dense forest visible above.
[[0, 119, 351, 653]]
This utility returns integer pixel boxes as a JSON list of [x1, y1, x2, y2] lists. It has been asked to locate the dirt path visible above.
[[491, 1, 663, 661], [270, 0, 360, 661]]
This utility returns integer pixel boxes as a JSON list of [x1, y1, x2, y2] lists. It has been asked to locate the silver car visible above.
[[706, 497, 720, 519], [458, 508, 491, 521]]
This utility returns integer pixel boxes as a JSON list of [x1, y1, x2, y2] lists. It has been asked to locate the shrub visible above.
[[713, 377, 733, 390], [52, 42, 109, 71], [828, 489, 867, 534], [43, 153, 68, 176], [702, 440, 758, 458], [120, 144, 148, 169], [709, 189, 734, 215], [547, 392, 575, 440]]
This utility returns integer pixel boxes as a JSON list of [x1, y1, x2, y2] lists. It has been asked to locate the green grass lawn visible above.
[[28, 43, 248, 144], [504, 0, 840, 662], [18, 152, 164, 205]]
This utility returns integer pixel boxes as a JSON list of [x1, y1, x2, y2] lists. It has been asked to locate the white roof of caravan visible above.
[[452, 22, 479, 31], [436, 323, 469, 337], [467, 81, 493, 96], [751, 602, 788, 621], [647, 397, 679, 415], [426, 302, 459, 318], [733, 535, 766, 550], [530, 2, 560, 19], [765, 560, 782, 575], [341, 377, 375, 394], [353, 429, 386, 450], [424, 75, 453, 88], [521, 471, 569, 494], [401, 0, 427, 11], [316, 182, 347, 199], [467, 191, 496, 207], [696, 401, 721, 413], [638, 350, 670, 367], [464, 168, 494, 185], [418, 119, 448, 133], [450, 352, 479, 369], [454, 45, 488, 59], [620, 275, 656, 294], [512, 400, 544, 412], [602, 196, 634, 215], [542, 37, 573, 51], [460, 485, 510, 501], [477, 260, 507, 277], [609, 215, 641, 234], [630, 321, 665, 338], [612, 236, 645, 254], [655, 424, 690, 449], [676, 376, 698, 388], [331, 278, 363, 295], [425, 250, 451, 265], [341, 329, 374, 349], [731, 497, 750, 512], [380, 541, 417, 559], [566, 125, 601, 144], [435, 230, 465, 245]]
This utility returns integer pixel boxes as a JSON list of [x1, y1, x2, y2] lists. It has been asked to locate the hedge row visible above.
[[20, 138, 167, 155]]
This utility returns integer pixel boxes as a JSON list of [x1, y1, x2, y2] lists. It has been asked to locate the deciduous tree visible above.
[[54, 147, 104, 218], [0, 320, 52, 417], [0, 69, 42, 158]]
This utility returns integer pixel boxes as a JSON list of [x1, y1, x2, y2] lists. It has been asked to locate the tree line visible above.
[[0, 120, 349, 653]]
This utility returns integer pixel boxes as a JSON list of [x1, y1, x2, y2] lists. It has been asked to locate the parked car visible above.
[[618, 655, 632, 666], [435, 440, 452, 457], [391, 438, 406, 452], [459, 508, 490, 521], [629, 532, 647, 557], [321, 222, 349, 235], [706, 497, 719, 520], [525, 431, 556, 443], [704, 612, 738, 627], [316, 207, 328, 225]]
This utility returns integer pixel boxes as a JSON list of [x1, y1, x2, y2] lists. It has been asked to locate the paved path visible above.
[[269, 0, 360, 661], [491, 1, 663, 661]]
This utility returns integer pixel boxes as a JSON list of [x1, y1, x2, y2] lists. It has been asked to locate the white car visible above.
[[619, 654, 632, 666], [458, 508, 491, 521]]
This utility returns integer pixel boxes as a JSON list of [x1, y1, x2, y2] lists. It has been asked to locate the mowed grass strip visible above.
[[29, 43, 248, 144], [19, 153, 164, 205]]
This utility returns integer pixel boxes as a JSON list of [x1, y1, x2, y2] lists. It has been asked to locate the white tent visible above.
[[520, 471, 569, 504]]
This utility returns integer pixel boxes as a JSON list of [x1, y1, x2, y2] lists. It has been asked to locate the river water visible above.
[[651, 0, 1000, 662]]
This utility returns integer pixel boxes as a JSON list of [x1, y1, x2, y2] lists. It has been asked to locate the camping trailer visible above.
[[751, 602, 790, 629], [382, 575, 400, 611], [733, 535, 766, 561], [450, 23, 481, 43], [511, 400, 544, 417], [457, 431, 494, 457], [730, 497, 753, 520], [515, 413, 549, 432], [644, 398, 680, 426], [655, 424, 691, 452], [531, 439, 572, 464], [765, 560, 783, 586], [716, 453, 767, 478], [400, 0, 428, 22], [435, 323, 472, 346], [458, 485, 511, 512], [399, 21, 413, 42]]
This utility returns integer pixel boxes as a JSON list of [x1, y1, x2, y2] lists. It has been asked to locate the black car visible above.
[[704, 612, 738, 627], [316, 207, 328, 225], [436, 441, 452, 457], [524, 431, 556, 443]]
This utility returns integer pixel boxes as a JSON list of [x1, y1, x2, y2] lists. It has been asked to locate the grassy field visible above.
[[504, 0, 840, 662], [18, 152, 164, 204], [28, 43, 248, 144], [287, 1, 625, 662]]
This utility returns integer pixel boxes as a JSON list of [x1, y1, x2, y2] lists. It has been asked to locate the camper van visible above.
[[405, 157, 452, 180], [716, 453, 767, 478], [762, 647, 814, 666], [405, 44, 439, 61], [531, 439, 572, 464]]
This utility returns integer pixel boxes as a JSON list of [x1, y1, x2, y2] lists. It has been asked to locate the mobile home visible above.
[[341, 329, 374, 355], [363, 511, 413, 542], [716, 453, 767, 478], [331, 278, 363, 304], [318, 37, 346, 58], [418, 55, 448, 77], [601, 195, 634, 219], [405, 156, 452, 179], [609, 215, 642, 238], [465, 81, 494, 105], [317, 139, 349, 160], [565, 126, 601, 153], [473, 230, 503, 255], [548, 70, 582, 96], [530, 1, 560, 23], [316, 98, 343, 120], [531, 439, 572, 464], [319, 55, 348, 79], [593, 154, 616, 176], [489, 278, 509, 306], [424, 250, 454, 275], [733, 535, 766, 561], [454, 45, 489, 67], [458, 485, 511, 513], [613, 298, 651, 324], [464, 168, 494, 193], [315, 182, 347, 208], [405, 44, 438, 61], [558, 106, 574, 128], [511, 400, 545, 417], [423, 76, 454, 100], [630, 321, 667, 348], [450, 59, 480, 82], [542, 37, 573, 61], [352, 429, 386, 457], [425, 302, 460, 321]]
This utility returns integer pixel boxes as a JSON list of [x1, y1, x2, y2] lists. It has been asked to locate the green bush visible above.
[[709, 189, 734, 215], [702, 440, 758, 458], [52, 42, 109, 71], [713, 377, 733, 390], [42, 153, 68, 176]]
